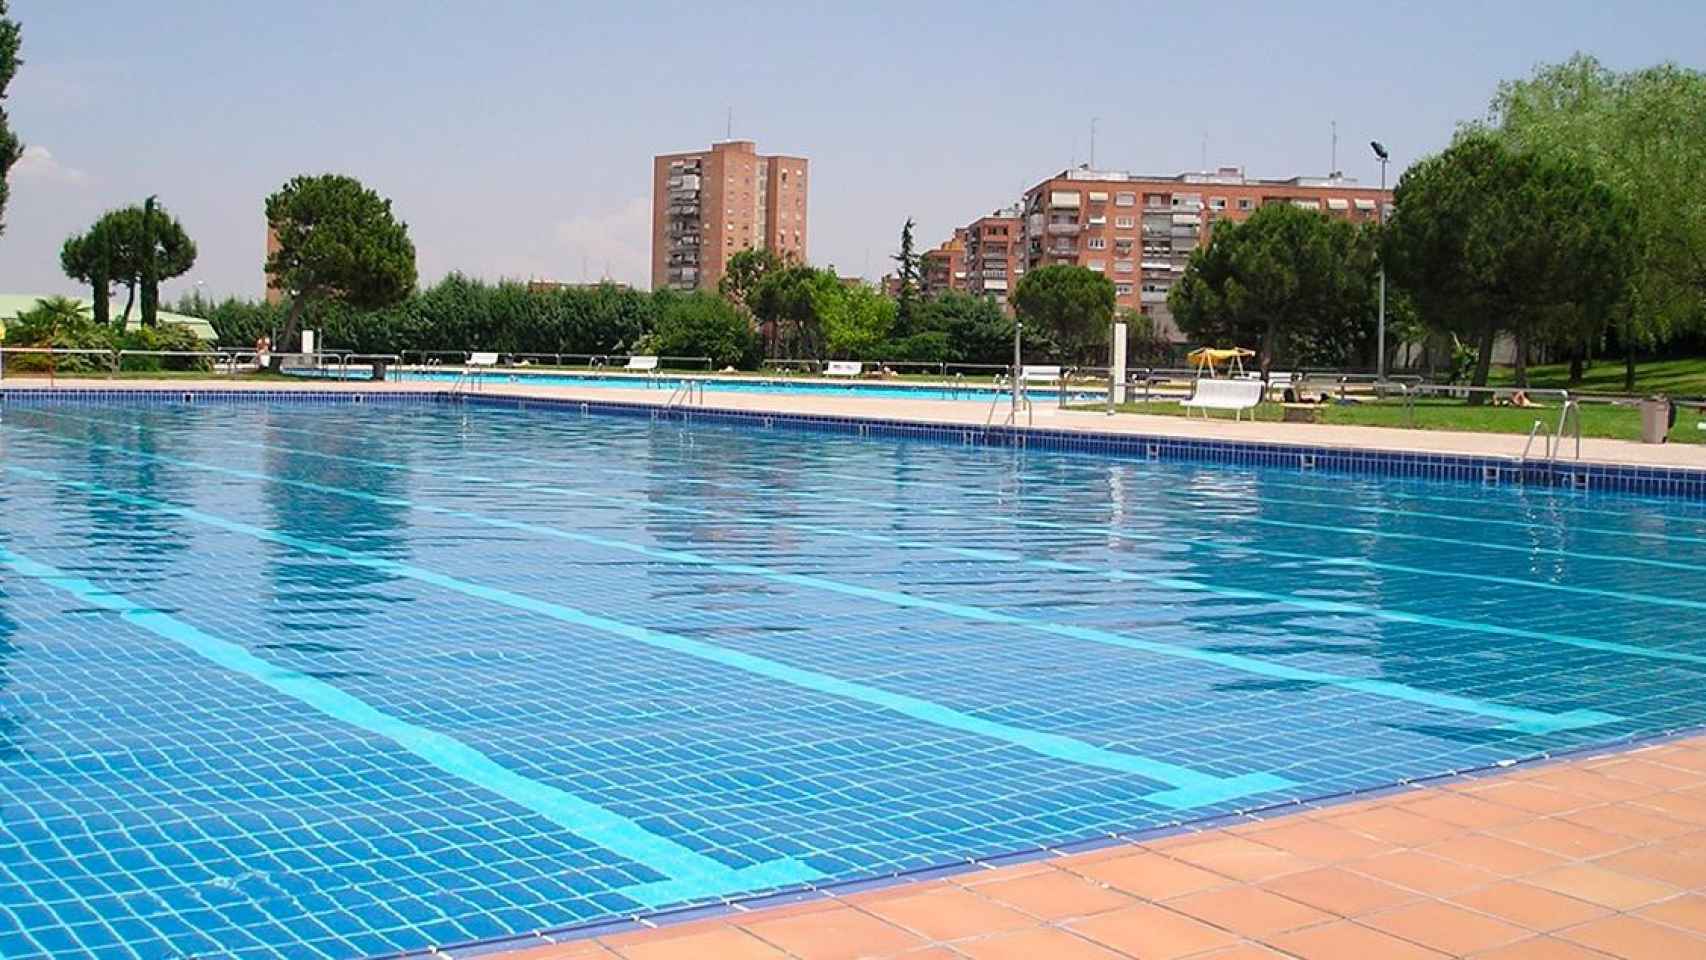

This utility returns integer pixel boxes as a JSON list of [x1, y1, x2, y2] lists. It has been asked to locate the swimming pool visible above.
[[323, 367, 1103, 403], [2, 395, 1705, 958]]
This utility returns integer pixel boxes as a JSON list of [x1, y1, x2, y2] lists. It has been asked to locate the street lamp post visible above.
[[1371, 141, 1390, 380]]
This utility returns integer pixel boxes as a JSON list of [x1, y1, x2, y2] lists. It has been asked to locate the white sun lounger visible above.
[[1181, 378, 1264, 421], [467, 352, 499, 368], [624, 355, 659, 372], [1020, 365, 1062, 386], [824, 361, 863, 377]]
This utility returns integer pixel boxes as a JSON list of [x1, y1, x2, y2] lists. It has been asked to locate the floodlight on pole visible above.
[[1372, 141, 1390, 379]]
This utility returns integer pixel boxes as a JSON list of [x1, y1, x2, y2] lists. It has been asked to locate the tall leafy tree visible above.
[[718, 247, 784, 313], [60, 230, 111, 324], [265, 174, 417, 361], [914, 290, 1015, 365], [1383, 131, 1631, 389], [0, 2, 21, 237], [1169, 204, 1377, 374], [1011, 264, 1115, 365], [1486, 54, 1706, 388], [719, 247, 785, 352], [891, 218, 920, 337], [59, 203, 195, 325], [648, 290, 761, 368]]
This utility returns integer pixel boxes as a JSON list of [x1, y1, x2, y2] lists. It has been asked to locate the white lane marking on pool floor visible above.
[[0, 461, 1293, 810], [0, 417, 1621, 736], [0, 543, 824, 909]]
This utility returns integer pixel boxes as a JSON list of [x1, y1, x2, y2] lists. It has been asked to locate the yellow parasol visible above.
[[1187, 347, 1254, 378]]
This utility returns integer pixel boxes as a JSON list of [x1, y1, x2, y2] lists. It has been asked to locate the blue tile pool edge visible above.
[[427, 721, 1706, 960], [4, 386, 1701, 500]]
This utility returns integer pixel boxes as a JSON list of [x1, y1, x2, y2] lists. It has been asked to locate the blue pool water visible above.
[[323, 367, 1102, 403], [3, 397, 1706, 958]]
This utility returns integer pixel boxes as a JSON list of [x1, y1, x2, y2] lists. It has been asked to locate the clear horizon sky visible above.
[[1, 1, 1699, 304]]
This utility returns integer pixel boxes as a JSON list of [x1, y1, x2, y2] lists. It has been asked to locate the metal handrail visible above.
[[665, 378, 704, 408], [1520, 420, 1545, 464]]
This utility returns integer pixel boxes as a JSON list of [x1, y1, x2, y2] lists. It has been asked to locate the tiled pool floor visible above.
[[492, 735, 1706, 959]]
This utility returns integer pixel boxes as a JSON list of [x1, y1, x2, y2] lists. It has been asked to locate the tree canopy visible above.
[[1169, 203, 1377, 373], [265, 173, 417, 355], [0, 2, 21, 238], [60, 202, 196, 326], [1382, 130, 1631, 387], [719, 248, 784, 314], [647, 290, 761, 369], [1011, 265, 1115, 364], [1485, 54, 1706, 384], [891, 218, 920, 337]]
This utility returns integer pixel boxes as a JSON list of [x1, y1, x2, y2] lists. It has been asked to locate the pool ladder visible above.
[[1519, 399, 1583, 466], [665, 378, 704, 409]]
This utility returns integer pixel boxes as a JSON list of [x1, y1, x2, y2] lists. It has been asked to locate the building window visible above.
[[1238, 198, 1253, 210], [1115, 216, 1135, 229], [1209, 198, 1227, 211], [1114, 261, 1135, 273], [1114, 283, 1133, 295], [1087, 260, 1106, 271], [1087, 237, 1106, 250], [1116, 192, 1136, 206]]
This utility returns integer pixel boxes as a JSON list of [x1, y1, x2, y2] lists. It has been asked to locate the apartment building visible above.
[[920, 230, 967, 297], [960, 206, 1024, 306], [651, 140, 808, 292], [1020, 166, 1390, 340]]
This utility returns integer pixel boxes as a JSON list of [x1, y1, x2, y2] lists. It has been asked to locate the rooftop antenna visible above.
[[726, 107, 733, 140], [1331, 119, 1338, 176]]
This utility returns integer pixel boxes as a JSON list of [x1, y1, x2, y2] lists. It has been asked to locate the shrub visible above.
[[648, 291, 760, 369], [4, 298, 113, 373]]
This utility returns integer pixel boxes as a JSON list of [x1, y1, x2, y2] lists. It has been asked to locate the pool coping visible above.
[[422, 720, 1706, 959], [4, 384, 1705, 499]]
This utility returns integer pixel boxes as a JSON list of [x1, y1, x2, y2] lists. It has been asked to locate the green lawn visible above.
[[1087, 397, 1706, 444], [1487, 357, 1706, 397]]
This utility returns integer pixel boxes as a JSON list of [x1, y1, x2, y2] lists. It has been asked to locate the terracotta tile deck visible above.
[[488, 736, 1706, 959]]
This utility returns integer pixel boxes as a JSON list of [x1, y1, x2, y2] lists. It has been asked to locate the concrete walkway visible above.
[[5, 376, 1703, 470]]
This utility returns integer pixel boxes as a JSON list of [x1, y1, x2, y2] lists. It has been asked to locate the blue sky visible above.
[[1, 1, 1699, 301]]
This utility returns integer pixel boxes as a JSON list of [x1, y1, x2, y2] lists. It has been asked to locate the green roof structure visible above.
[[0, 294, 220, 343]]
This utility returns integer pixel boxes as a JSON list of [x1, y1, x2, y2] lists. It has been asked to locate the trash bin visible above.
[[1639, 396, 1671, 444]]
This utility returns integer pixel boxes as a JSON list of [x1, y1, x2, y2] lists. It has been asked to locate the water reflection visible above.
[[258, 409, 414, 652]]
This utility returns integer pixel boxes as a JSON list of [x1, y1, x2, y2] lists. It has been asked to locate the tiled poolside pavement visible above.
[[490, 736, 1706, 959]]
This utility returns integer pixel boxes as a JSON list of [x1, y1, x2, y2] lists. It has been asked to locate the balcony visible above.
[[1026, 214, 1045, 233], [1046, 222, 1081, 235], [1047, 245, 1078, 257], [1141, 290, 1169, 304]]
